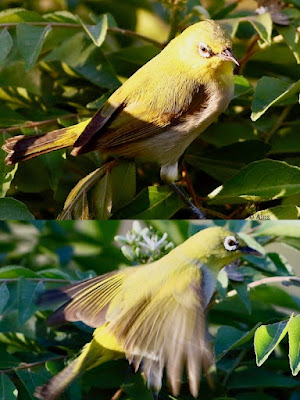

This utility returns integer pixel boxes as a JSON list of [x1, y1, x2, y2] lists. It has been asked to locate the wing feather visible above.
[[74, 84, 209, 155], [107, 264, 212, 396], [45, 272, 125, 327]]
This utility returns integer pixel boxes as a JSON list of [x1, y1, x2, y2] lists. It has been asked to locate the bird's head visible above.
[[181, 226, 261, 275], [169, 20, 239, 80]]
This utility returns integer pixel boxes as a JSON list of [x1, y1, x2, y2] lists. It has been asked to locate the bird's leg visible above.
[[181, 162, 200, 207], [169, 183, 206, 219], [152, 392, 159, 400]]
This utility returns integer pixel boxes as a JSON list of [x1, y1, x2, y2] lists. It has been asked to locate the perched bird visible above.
[[3, 20, 238, 186], [34, 226, 260, 400]]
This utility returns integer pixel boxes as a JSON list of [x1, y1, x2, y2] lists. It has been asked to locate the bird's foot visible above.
[[169, 183, 206, 219]]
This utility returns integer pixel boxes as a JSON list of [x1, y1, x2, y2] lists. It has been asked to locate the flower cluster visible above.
[[115, 221, 174, 264]]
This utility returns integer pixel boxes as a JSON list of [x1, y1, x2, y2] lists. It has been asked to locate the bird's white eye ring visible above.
[[224, 236, 239, 251], [198, 42, 211, 58]]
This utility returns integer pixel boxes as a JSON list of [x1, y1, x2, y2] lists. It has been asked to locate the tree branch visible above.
[[0, 22, 163, 48], [226, 276, 300, 300], [0, 356, 66, 374], [0, 114, 79, 134]]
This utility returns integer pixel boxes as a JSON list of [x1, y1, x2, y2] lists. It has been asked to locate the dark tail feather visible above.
[[2, 120, 90, 165], [34, 359, 80, 400]]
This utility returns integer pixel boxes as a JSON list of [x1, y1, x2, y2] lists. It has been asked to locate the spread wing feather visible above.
[[107, 265, 212, 396], [45, 272, 125, 327]]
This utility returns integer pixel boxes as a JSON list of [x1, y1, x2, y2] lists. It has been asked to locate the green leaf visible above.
[[201, 122, 257, 147], [79, 14, 108, 47], [111, 160, 136, 213], [113, 186, 183, 219], [233, 75, 253, 98], [231, 281, 251, 313], [247, 205, 300, 220], [271, 126, 300, 154], [0, 350, 19, 369], [276, 24, 300, 64], [0, 374, 18, 400], [208, 160, 300, 205], [251, 77, 300, 121], [250, 286, 300, 312], [0, 198, 34, 220], [91, 171, 113, 220], [18, 279, 44, 324], [0, 28, 13, 66], [186, 141, 269, 182], [250, 13, 273, 44], [16, 370, 47, 400], [215, 324, 260, 360], [219, 18, 239, 38], [0, 8, 44, 23], [0, 266, 39, 279], [59, 165, 107, 220], [122, 371, 153, 400], [17, 23, 52, 70], [288, 314, 300, 375], [0, 134, 18, 197], [45, 32, 120, 89], [254, 316, 292, 367], [228, 367, 299, 388], [0, 283, 10, 313], [253, 220, 300, 237], [238, 232, 266, 255], [40, 150, 66, 192]]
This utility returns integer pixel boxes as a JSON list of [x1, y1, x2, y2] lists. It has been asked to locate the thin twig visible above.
[[222, 349, 247, 385], [226, 276, 300, 300], [0, 278, 71, 283], [111, 389, 124, 400], [209, 276, 299, 309], [264, 106, 292, 144], [0, 114, 79, 134], [237, 34, 260, 75], [0, 22, 163, 48], [0, 356, 66, 374]]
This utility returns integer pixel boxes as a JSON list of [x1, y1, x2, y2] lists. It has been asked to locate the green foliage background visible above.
[[0, 219, 299, 399], [0, 0, 299, 219]]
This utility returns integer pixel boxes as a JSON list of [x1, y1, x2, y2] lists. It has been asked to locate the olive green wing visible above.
[[72, 83, 209, 155], [108, 264, 214, 397], [39, 272, 126, 327]]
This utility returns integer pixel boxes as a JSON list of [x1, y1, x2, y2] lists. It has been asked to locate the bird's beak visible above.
[[218, 48, 239, 66], [240, 246, 262, 256]]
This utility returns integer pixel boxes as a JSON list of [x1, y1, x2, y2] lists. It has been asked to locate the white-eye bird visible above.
[[3, 20, 238, 185], [34, 226, 260, 400]]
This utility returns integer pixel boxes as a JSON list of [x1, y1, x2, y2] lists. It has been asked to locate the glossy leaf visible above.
[[208, 160, 300, 205], [113, 186, 183, 219], [288, 314, 300, 375], [251, 77, 300, 121], [79, 14, 108, 47], [0, 283, 10, 313], [254, 316, 292, 367], [16, 23, 52, 70], [0, 28, 13, 66], [0, 374, 18, 400], [0, 198, 34, 220]]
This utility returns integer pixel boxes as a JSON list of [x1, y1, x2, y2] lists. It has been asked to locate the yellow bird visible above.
[[3, 20, 238, 185], [34, 226, 259, 400]]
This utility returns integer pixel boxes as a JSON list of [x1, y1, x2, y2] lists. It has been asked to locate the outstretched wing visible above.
[[39, 272, 125, 327], [108, 264, 214, 397]]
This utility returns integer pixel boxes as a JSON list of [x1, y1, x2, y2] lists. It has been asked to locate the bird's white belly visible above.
[[140, 84, 233, 166]]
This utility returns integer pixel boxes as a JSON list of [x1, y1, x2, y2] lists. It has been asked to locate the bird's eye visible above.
[[224, 236, 239, 251], [198, 42, 212, 58]]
